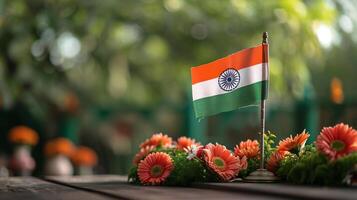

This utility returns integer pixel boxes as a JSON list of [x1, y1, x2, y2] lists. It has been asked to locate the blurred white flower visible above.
[[184, 144, 203, 160]]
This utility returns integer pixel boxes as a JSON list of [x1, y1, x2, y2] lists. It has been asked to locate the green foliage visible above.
[[162, 149, 211, 185], [128, 166, 140, 184], [276, 144, 357, 185], [276, 153, 298, 180], [239, 157, 259, 178], [332, 153, 357, 183], [264, 131, 277, 163]]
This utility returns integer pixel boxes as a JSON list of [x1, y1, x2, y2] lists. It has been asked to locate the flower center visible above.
[[291, 147, 300, 155], [212, 157, 226, 170], [331, 140, 345, 151], [150, 165, 164, 177]]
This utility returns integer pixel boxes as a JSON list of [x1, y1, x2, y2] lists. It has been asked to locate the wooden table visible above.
[[0, 175, 356, 200]]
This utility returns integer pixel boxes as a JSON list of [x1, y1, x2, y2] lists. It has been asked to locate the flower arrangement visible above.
[[271, 123, 357, 185], [129, 133, 247, 185], [8, 126, 39, 146], [129, 123, 357, 186]]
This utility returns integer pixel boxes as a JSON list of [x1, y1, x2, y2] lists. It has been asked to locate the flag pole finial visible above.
[[243, 32, 279, 183], [263, 32, 268, 44]]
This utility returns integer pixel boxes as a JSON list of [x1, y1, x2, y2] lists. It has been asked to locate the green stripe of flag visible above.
[[193, 81, 268, 119]]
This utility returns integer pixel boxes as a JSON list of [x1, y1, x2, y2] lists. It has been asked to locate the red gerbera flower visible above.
[[140, 133, 172, 149], [176, 136, 200, 150], [137, 152, 173, 185], [316, 123, 357, 160], [203, 143, 241, 181], [234, 139, 259, 159]]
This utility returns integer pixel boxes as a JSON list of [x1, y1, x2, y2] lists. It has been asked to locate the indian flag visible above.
[[191, 44, 269, 119]]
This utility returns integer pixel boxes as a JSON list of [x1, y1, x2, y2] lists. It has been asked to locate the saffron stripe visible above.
[[191, 44, 266, 84]]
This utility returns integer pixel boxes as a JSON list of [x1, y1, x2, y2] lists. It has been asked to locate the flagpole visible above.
[[260, 32, 268, 169], [243, 32, 279, 182]]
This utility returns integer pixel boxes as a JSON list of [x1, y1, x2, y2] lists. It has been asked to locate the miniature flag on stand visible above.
[[191, 44, 269, 119]]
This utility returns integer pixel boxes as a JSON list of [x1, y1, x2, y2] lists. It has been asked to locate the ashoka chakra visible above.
[[218, 68, 240, 91]]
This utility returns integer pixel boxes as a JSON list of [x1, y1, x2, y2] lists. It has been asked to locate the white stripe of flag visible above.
[[192, 63, 268, 101]]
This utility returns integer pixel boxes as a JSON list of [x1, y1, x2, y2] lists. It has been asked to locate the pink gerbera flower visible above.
[[203, 143, 241, 181], [238, 155, 248, 171], [266, 151, 289, 173], [234, 139, 260, 159], [140, 133, 172, 149], [316, 123, 357, 160], [137, 152, 174, 185], [176, 136, 200, 150], [132, 145, 155, 165]]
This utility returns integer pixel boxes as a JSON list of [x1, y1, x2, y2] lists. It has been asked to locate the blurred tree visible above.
[[0, 0, 337, 110]]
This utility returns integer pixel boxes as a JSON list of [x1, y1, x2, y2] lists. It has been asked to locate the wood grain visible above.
[[194, 182, 357, 200], [46, 175, 283, 200], [0, 177, 112, 200], [4, 175, 354, 200]]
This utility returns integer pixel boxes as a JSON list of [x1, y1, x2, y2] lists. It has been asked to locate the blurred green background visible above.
[[0, 0, 356, 174]]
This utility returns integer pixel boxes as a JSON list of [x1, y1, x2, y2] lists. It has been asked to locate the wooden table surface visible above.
[[0, 175, 356, 200]]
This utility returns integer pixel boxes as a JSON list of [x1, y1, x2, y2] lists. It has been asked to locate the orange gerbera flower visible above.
[[277, 130, 310, 153], [8, 126, 39, 146], [203, 143, 241, 181], [176, 136, 200, 150], [140, 133, 172, 149], [71, 146, 98, 167], [44, 138, 75, 157], [316, 123, 357, 160], [137, 152, 174, 185], [267, 151, 289, 173], [133, 145, 155, 165], [234, 139, 259, 159]]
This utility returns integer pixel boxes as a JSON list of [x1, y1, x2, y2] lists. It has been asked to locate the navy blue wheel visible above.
[[218, 68, 240, 91]]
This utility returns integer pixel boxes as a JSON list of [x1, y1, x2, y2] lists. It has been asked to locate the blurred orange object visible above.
[[44, 138, 75, 157], [8, 126, 39, 146], [330, 77, 344, 104], [71, 146, 97, 167], [64, 92, 80, 113]]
